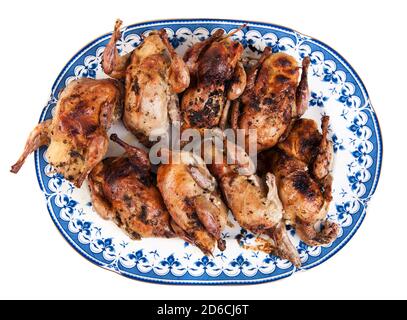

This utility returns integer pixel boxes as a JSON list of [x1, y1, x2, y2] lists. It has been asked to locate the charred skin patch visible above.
[[163, 229, 175, 238], [274, 56, 294, 68], [125, 223, 141, 240], [292, 171, 317, 200], [275, 75, 290, 84], [139, 205, 148, 224], [182, 198, 205, 229], [258, 91, 292, 117], [123, 194, 132, 208], [132, 79, 140, 94], [72, 100, 87, 112], [114, 212, 124, 227], [190, 211, 204, 229], [130, 164, 152, 187], [228, 69, 242, 89], [183, 197, 194, 210], [104, 158, 151, 187], [84, 124, 98, 136], [60, 98, 102, 138], [104, 160, 132, 185], [69, 128, 80, 137], [263, 97, 274, 105], [288, 68, 298, 75], [68, 150, 84, 160], [188, 91, 223, 127], [299, 134, 321, 160], [188, 111, 204, 127], [249, 97, 260, 111]]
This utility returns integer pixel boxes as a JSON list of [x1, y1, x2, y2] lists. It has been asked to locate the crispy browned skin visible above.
[[271, 151, 325, 223], [277, 118, 322, 164], [11, 78, 123, 187], [157, 151, 228, 255], [267, 116, 339, 246], [181, 29, 246, 133], [233, 49, 310, 151], [206, 137, 301, 267], [102, 20, 190, 146], [88, 134, 174, 239]]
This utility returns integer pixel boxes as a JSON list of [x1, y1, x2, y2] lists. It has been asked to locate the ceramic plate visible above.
[[34, 19, 382, 284]]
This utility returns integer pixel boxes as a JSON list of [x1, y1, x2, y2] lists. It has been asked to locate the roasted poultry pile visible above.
[[11, 20, 339, 267]]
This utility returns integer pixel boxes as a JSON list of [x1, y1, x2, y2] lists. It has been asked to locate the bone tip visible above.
[[110, 133, 119, 142], [263, 46, 272, 55], [303, 56, 311, 68], [10, 164, 20, 174], [293, 259, 302, 268], [321, 115, 330, 126], [115, 19, 123, 28]]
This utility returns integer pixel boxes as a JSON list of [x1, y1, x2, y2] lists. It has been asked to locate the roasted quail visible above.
[[11, 78, 123, 187], [181, 28, 246, 133], [231, 47, 310, 152], [266, 116, 339, 246], [88, 134, 175, 239], [103, 20, 190, 146], [206, 134, 301, 266], [157, 150, 229, 255]]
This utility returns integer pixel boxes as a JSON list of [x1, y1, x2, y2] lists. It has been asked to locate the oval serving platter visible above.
[[34, 19, 382, 285]]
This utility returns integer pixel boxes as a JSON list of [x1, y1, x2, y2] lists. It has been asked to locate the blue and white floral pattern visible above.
[[34, 19, 382, 285]]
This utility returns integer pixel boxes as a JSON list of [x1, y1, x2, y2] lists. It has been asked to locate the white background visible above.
[[0, 0, 405, 300]]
